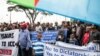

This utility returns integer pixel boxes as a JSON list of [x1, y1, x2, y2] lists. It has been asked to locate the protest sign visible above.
[[56, 41, 84, 49], [31, 31, 58, 43], [44, 44, 100, 56], [0, 29, 19, 56], [56, 41, 100, 52]]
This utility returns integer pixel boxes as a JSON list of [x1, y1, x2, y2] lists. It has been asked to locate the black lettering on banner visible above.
[[53, 48, 58, 52], [45, 46, 52, 51], [0, 33, 14, 39], [54, 54, 59, 56], [8, 41, 15, 47], [46, 52, 53, 56], [2, 41, 6, 46]]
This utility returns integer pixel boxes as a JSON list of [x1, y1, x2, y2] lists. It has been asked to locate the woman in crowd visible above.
[[82, 26, 91, 46], [84, 31, 100, 52]]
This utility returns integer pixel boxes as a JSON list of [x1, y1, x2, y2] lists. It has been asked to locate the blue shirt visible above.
[[32, 39, 44, 56], [19, 29, 32, 49], [63, 29, 68, 42]]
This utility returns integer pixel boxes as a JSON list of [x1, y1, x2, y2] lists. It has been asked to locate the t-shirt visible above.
[[82, 32, 90, 45], [33, 40, 44, 56]]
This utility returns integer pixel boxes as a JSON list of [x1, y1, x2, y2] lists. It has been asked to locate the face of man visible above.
[[86, 27, 90, 32], [20, 23, 27, 30], [37, 33, 42, 40], [85, 26, 92, 32], [55, 22, 58, 26]]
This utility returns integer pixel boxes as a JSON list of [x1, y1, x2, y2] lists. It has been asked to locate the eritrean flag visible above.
[[9, 0, 39, 9]]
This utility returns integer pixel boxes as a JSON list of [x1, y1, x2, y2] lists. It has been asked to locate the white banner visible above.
[[0, 29, 19, 56], [44, 44, 100, 56], [56, 41, 83, 49], [56, 41, 100, 52]]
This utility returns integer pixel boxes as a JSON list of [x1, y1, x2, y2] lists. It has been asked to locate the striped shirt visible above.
[[32, 40, 44, 56]]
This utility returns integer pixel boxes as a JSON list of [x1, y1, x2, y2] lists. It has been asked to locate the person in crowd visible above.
[[84, 31, 100, 52], [71, 23, 76, 34], [60, 21, 65, 28], [35, 22, 43, 32], [45, 22, 49, 31], [56, 30, 64, 42], [54, 22, 60, 30], [32, 23, 36, 31], [82, 26, 91, 46], [89, 25, 100, 42], [17, 23, 32, 56], [33, 31, 44, 56], [41, 23, 46, 31], [66, 21, 72, 42], [69, 33, 78, 45], [28, 24, 33, 31], [0, 25, 1, 31], [61, 21, 69, 43], [3, 23, 8, 31], [76, 21, 85, 45], [0, 25, 4, 31], [48, 23, 55, 31], [7, 24, 13, 30]]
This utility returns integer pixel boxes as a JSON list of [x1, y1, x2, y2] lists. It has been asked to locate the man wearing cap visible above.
[[18, 23, 32, 56]]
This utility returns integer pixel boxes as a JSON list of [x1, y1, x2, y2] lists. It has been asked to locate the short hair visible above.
[[92, 31, 100, 43]]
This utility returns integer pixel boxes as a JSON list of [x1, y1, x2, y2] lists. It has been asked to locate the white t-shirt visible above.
[[35, 26, 43, 32]]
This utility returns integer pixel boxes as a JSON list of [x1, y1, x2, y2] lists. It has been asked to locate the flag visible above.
[[9, 0, 39, 9], [36, 0, 100, 25], [9, 0, 100, 25]]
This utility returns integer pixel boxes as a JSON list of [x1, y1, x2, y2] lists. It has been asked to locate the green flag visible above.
[[9, 0, 36, 9]]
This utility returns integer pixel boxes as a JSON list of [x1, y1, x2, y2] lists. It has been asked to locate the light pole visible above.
[[10, 11, 12, 24], [8, 6, 13, 24]]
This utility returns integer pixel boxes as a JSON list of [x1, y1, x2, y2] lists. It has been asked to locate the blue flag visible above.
[[37, 0, 100, 25]]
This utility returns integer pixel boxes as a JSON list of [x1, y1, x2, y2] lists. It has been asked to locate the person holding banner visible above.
[[69, 33, 78, 45], [17, 23, 32, 56], [82, 26, 91, 46], [61, 22, 71, 43], [84, 31, 100, 52], [56, 30, 64, 42]]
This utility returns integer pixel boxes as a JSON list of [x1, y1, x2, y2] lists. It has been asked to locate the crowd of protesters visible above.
[[0, 21, 100, 56], [0, 21, 100, 46]]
